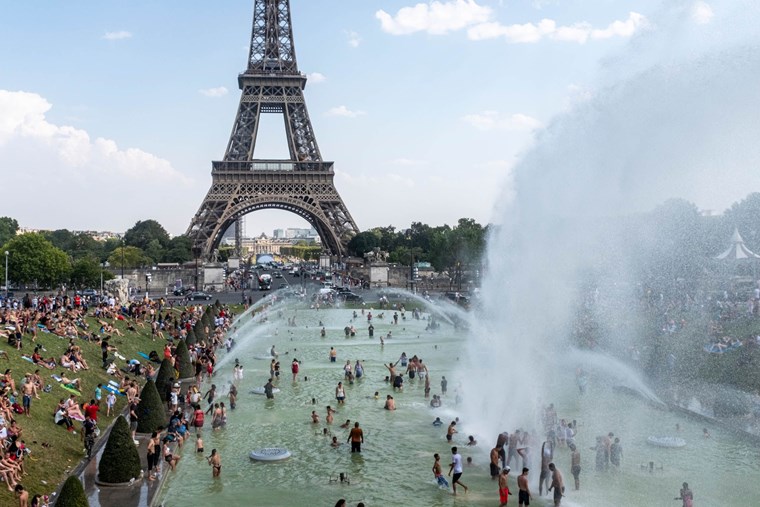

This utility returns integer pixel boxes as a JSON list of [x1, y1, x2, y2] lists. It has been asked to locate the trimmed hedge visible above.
[[136, 380, 166, 434], [155, 359, 174, 402], [176, 340, 194, 379], [185, 327, 197, 346], [56, 475, 89, 507], [98, 416, 141, 483]]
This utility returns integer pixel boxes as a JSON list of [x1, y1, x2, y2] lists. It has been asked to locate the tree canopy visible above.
[[2, 233, 70, 288]]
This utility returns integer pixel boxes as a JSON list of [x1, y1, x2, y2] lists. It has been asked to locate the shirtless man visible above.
[[569, 444, 581, 490], [326, 406, 335, 424], [490, 445, 501, 480], [447, 421, 458, 443], [384, 395, 396, 410], [347, 422, 364, 453], [207, 449, 221, 478], [311, 411, 320, 423], [547, 463, 564, 506], [14, 484, 28, 507], [517, 468, 531, 506], [499, 468, 511, 506], [21, 379, 37, 417], [432, 453, 449, 488]]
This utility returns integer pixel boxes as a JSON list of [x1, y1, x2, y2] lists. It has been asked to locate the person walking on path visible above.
[[448, 446, 468, 495]]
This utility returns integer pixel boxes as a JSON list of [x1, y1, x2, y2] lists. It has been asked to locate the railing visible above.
[[213, 160, 333, 172]]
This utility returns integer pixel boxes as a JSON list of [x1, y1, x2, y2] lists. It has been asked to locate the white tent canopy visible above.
[[715, 228, 760, 260]]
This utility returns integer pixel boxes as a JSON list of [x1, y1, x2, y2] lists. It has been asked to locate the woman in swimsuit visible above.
[[208, 449, 221, 478]]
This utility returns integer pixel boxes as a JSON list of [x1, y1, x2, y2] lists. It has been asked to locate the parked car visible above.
[[81, 288, 98, 297], [338, 292, 363, 302], [189, 291, 212, 301], [173, 287, 192, 296]]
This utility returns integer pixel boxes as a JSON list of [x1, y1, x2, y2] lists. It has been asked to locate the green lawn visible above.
[[0, 304, 230, 504]]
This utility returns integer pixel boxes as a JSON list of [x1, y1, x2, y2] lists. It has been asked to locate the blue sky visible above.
[[0, 0, 688, 236]]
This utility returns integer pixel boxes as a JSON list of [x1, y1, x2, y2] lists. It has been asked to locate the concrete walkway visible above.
[[77, 431, 168, 507]]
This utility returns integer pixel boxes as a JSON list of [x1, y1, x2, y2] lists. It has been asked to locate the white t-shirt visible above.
[[451, 453, 463, 473]]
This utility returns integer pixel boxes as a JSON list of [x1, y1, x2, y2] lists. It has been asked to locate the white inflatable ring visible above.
[[250, 387, 281, 395], [250, 448, 291, 461], [647, 436, 686, 448]]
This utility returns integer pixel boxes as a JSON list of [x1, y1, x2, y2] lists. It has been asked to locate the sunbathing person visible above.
[[60, 354, 79, 372], [28, 352, 56, 370], [64, 395, 85, 421], [59, 373, 81, 391]]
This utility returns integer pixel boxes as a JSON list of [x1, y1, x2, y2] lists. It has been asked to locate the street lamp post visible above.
[[3, 251, 8, 300]]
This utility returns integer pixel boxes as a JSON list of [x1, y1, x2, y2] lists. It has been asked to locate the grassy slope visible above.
[[0, 308, 180, 503]]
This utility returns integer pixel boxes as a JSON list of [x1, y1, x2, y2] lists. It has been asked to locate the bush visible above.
[[175, 340, 194, 379], [155, 358, 174, 402], [185, 327, 197, 346], [136, 380, 166, 433], [56, 475, 89, 507], [193, 321, 206, 342], [98, 416, 141, 483]]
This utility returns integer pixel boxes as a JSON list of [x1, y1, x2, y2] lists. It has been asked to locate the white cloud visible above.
[[199, 86, 229, 98], [0, 90, 187, 182], [376, 0, 492, 35], [468, 12, 646, 43], [326, 106, 366, 118], [345, 30, 362, 47], [102, 31, 132, 40], [462, 111, 542, 131], [691, 1, 714, 24], [307, 72, 327, 84]]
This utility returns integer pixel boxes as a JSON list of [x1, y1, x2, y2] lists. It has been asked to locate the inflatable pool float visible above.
[[647, 436, 686, 448], [250, 448, 291, 462], [250, 387, 281, 395]]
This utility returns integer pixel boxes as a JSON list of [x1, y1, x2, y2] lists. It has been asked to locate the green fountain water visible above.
[[156, 304, 759, 506]]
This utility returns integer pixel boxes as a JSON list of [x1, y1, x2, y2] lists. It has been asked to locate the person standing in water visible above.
[[448, 446, 468, 495], [347, 421, 364, 453], [569, 443, 581, 491], [432, 453, 449, 488], [547, 463, 564, 507], [335, 382, 346, 405], [499, 467, 512, 506], [207, 448, 221, 478], [291, 358, 299, 382], [517, 468, 532, 506], [539, 440, 554, 496], [675, 482, 694, 507]]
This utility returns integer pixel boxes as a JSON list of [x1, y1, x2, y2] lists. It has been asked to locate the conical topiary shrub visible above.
[[155, 358, 174, 402], [136, 380, 166, 434], [176, 340, 194, 379], [185, 327, 197, 346], [56, 475, 89, 507], [98, 416, 141, 484], [193, 321, 206, 342]]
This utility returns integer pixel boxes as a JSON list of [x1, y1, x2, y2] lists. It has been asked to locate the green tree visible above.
[[0, 217, 18, 247], [144, 239, 164, 265], [185, 327, 197, 346], [347, 231, 380, 258], [136, 380, 167, 433], [108, 246, 150, 269], [722, 192, 760, 252], [98, 416, 141, 483], [175, 340, 194, 379], [2, 233, 70, 288], [155, 358, 175, 402], [124, 220, 170, 251], [55, 475, 89, 507], [70, 258, 113, 289], [165, 235, 193, 263]]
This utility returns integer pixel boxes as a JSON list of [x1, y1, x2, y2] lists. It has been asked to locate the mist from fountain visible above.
[[460, 0, 760, 449]]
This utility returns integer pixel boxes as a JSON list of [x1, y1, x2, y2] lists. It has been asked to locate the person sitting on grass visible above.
[[54, 405, 75, 432], [59, 354, 79, 372], [0, 452, 22, 491], [28, 349, 56, 370]]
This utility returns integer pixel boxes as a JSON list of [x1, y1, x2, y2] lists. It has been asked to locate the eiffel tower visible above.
[[188, 0, 359, 260]]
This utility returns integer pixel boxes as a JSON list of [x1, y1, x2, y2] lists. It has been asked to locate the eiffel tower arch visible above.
[[188, 0, 359, 260]]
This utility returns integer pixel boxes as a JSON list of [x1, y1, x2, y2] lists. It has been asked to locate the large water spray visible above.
[[461, 0, 760, 442]]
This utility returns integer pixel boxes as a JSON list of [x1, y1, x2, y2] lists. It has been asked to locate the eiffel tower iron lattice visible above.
[[188, 0, 359, 260]]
